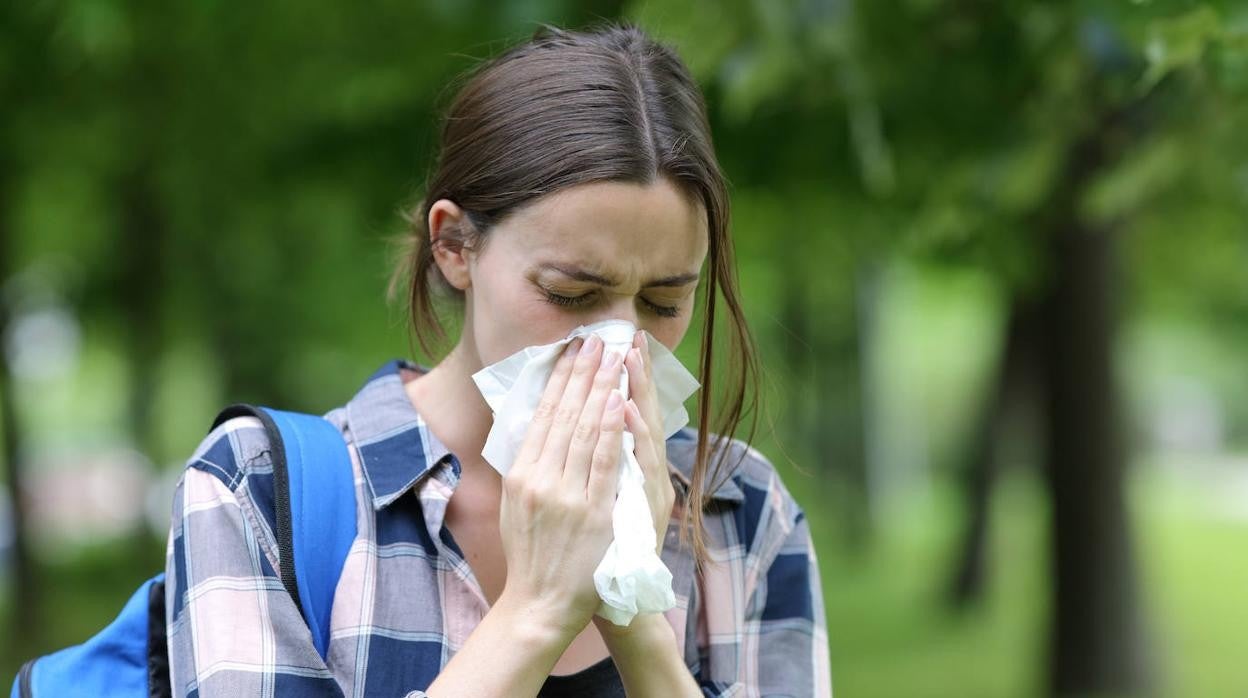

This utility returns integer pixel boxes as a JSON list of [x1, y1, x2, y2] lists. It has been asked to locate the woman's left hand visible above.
[[592, 332, 693, 672], [622, 329, 676, 557]]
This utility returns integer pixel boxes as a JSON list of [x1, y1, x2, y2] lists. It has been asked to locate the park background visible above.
[[1, 1, 1246, 696]]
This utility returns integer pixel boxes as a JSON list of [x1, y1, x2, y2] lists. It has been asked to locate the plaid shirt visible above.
[[165, 358, 831, 697]]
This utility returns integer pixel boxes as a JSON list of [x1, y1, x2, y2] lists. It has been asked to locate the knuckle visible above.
[[504, 476, 530, 502], [559, 489, 587, 512], [502, 470, 527, 493], [592, 447, 618, 474], [520, 481, 550, 507], [600, 414, 623, 433], [594, 368, 617, 388], [572, 357, 597, 377], [555, 404, 580, 426], [532, 399, 558, 423], [572, 420, 597, 445]]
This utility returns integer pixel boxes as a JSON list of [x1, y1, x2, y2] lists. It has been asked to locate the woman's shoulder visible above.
[[174, 406, 355, 562], [181, 405, 351, 493], [183, 413, 274, 491], [665, 427, 807, 550]]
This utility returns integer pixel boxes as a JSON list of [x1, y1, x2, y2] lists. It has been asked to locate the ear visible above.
[[428, 198, 473, 291]]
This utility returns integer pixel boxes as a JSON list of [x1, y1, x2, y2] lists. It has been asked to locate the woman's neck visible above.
[[402, 341, 496, 473]]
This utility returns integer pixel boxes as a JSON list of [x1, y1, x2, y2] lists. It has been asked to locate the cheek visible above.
[[473, 288, 582, 363], [646, 316, 692, 354]]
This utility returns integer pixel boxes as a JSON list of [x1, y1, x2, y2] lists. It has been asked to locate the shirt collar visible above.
[[345, 358, 743, 510], [345, 359, 453, 510]]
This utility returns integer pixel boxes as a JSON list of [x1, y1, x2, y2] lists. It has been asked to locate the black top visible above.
[[537, 657, 626, 697]]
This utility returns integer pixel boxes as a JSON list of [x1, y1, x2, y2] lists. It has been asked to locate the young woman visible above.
[[166, 22, 831, 697]]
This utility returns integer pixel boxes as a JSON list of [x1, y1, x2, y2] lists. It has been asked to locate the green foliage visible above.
[[1141, 3, 1248, 92]]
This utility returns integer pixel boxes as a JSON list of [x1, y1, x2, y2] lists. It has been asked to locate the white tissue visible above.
[[470, 319, 701, 625]]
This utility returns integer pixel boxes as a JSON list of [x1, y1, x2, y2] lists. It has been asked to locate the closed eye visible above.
[[541, 290, 681, 318]]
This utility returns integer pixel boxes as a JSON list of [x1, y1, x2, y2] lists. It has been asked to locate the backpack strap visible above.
[[211, 404, 357, 661]]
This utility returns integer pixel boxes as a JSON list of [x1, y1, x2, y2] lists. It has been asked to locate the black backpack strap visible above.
[[147, 578, 171, 698], [211, 403, 304, 619]]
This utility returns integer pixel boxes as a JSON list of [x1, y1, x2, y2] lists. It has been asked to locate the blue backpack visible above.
[[11, 404, 358, 698]]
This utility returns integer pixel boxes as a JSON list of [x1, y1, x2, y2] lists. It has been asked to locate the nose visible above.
[[590, 297, 641, 333]]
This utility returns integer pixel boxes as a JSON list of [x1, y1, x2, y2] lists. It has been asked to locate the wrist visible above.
[[594, 611, 673, 648], [494, 586, 586, 647], [597, 612, 697, 694], [426, 588, 586, 697]]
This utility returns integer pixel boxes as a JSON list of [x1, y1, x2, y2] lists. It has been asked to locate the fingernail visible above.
[[606, 389, 623, 411], [567, 337, 583, 357], [585, 334, 602, 353]]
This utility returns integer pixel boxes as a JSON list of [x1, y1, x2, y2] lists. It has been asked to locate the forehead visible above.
[[489, 179, 709, 277]]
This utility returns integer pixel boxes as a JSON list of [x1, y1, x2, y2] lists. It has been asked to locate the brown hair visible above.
[[389, 20, 760, 569]]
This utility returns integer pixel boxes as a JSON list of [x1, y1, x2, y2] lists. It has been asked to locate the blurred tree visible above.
[[0, 0, 59, 647], [0, 0, 619, 663], [629, 0, 1246, 694]]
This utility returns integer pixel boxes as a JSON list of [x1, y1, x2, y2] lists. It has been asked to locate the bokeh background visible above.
[[2, 1, 1246, 696]]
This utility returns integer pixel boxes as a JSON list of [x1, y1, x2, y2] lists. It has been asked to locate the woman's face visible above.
[[441, 178, 709, 368]]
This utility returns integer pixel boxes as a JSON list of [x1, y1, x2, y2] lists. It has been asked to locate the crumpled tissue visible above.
[[470, 319, 701, 625]]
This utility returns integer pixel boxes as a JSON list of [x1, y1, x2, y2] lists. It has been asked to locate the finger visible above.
[[625, 346, 664, 448], [634, 333, 667, 456], [563, 347, 625, 492], [513, 337, 582, 477], [587, 389, 625, 506], [635, 329, 655, 383], [537, 333, 605, 472], [629, 333, 659, 421], [623, 398, 660, 477]]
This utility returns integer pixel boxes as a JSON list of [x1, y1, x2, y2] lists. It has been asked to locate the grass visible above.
[[798, 462, 1248, 697], [809, 469, 1046, 697]]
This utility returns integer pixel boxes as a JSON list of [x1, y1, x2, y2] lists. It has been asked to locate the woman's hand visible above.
[[622, 329, 677, 557], [497, 333, 627, 640], [427, 338, 628, 698], [592, 329, 678, 646]]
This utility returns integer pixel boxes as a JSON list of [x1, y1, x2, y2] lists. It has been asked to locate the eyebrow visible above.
[[536, 262, 700, 288]]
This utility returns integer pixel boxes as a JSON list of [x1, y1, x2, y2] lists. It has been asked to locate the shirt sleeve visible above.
[[724, 454, 832, 698], [688, 504, 832, 698], [163, 420, 433, 698], [747, 504, 832, 697]]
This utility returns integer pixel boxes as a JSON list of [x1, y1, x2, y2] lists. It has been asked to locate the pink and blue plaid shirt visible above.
[[165, 358, 831, 697]]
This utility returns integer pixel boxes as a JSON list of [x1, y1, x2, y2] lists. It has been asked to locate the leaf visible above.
[[1140, 4, 1224, 92]]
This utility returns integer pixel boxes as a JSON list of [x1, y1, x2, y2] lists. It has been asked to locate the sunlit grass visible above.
[[790, 461, 1248, 697]]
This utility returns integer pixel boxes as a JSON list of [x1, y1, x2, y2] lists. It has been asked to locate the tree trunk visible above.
[[948, 296, 1040, 606], [0, 176, 38, 644], [1041, 219, 1150, 696]]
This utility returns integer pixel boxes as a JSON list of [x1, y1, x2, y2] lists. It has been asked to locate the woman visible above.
[[166, 21, 831, 697]]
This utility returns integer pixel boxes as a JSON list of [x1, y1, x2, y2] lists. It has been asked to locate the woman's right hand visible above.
[[496, 332, 625, 639]]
